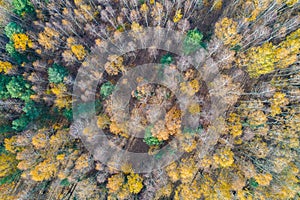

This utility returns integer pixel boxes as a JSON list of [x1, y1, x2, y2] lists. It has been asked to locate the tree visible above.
[[0, 153, 18, 178], [242, 42, 277, 78], [0, 61, 14, 74], [12, 0, 35, 16], [6, 76, 33, 101], [215, 17, 241, 46], [107, 173, 124, 194], [23, 100, 43, 120], [71, 44, 86, 61], [213, 148, 234, 167], [0, 75, 11, 99], [173, 9, 183, 23], [30, 159, 58, 181], [12, 114, 30, 131], [4, 22, 23, 39], [48, 64, 68, 84], [31, 133, 48, 149], [38, 27, 60, 52], [127, 173, 143, 194], [104, 55, 125, 75], [12, 33, 33, 51]]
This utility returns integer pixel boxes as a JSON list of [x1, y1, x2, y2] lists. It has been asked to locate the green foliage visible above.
[[0, 74, 11, 99], [4, 22, 23, 39], [249, 177, 259, 188], [48, 63, 68, 84], [12, 0, 35, 16], [143, 125, 162, 146], [60, 178, 71, 186], [0, 170, 21, 186], [74, 100, 102, 117], [63, 108, 73, 122], [6, 76, 33, 101], [160, 54, 173, 65], [5, 42, 15, 55], [100, 82, 115, 98], [12, 114, 30, 131], [183, 125, 203, 135], [183, 28, 204, 54], [5, 42, 27, 64], [23, 100, 43, 120], [230, 44, 241, 52], [0, 125, 14, 134]]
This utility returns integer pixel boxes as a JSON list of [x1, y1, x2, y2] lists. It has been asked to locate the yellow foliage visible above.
[[106, 173, 124, 193], [178, 133, 197, 152], [175, 181, 202, 200], [109, 121, 128, 137], [97, 114, 111, 129], [188, 103, 201, 114], [74, 4, 93, 21], [4, 136, 20, 154], [32, 133, 48, 149], [180, 79, 200, 96], [244, 42, 276, 78], [241, 0, 271, 22], [276, 28, 300, 66], [173, 9, 183, 23], [254, 173, 272, 186], [55, 96, 72, 109], [30, 159, 57, 181], [75, 154, 89, 170], [50, 83, 67, 97], [0, 61, 14, 74], [105, 55, 125, 76], [0, 182, 17, 200], [127, 173, 143, 194], [270, 92, 289, 116], [165, 106, 181, 133], [155, 183, 172, 199], [240, 29, 299, 78], [248, 110, 267, 127], [166, 162, 180, 182], [71, 44, 86, 61], [56, 154, 65, 161], [179, 158, 197, 183], [215, 17, 241, 46], [12, 33, 33, 51], [121, 163, 133, 174], [212, 0, 223, 10], [152, 106, 181, 141], [285, 0, 298, 6], [49, 130, 68, 148], [140, 3, 149, 14], [213, 148, 234, 167], [228, 113, 243, 137], [131, 22, 143, 32], [0, 153, 18, 178], [38, 27, 59, 51]]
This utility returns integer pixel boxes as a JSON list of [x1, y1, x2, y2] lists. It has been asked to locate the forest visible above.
[[0, 0, 299, 199]]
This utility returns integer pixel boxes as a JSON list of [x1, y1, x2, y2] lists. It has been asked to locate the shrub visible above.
[[100, 82, 115, 99], [143, 125, 162, 146], [183, 28, 204, 54]]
